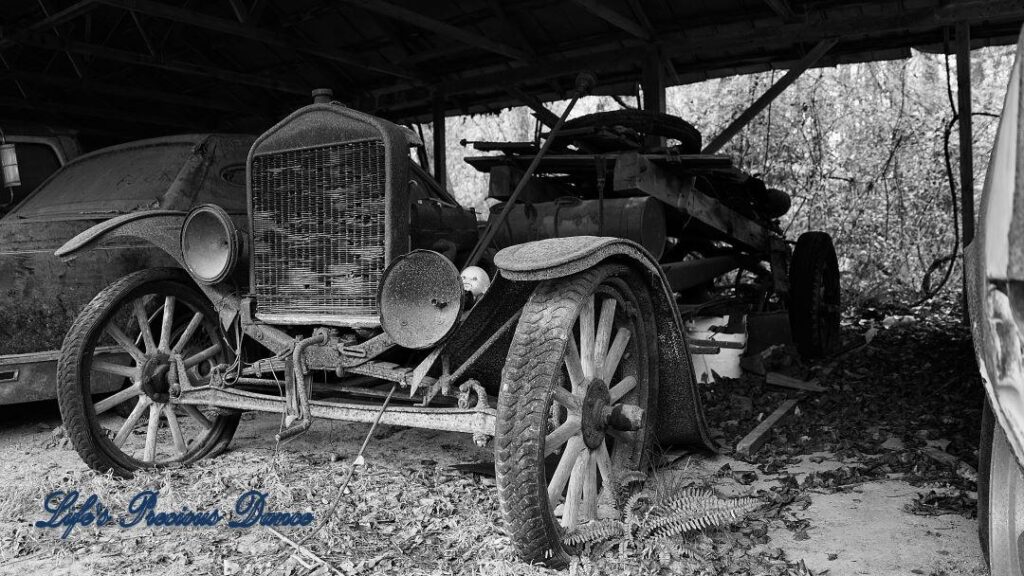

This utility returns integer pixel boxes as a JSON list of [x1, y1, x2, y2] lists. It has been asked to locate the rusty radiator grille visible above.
[[250, 140, 386, 320]]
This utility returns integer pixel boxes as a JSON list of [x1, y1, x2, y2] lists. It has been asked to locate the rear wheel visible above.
[[980, 399, 1024, 575], [495, 265, 657, 567], [788, 231, 841, 358], [57, 267, 239, 477]]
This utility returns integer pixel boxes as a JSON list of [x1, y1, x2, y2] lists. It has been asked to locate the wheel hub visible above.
[[139, 353, 171, 403], [580, 379, 611, 449]]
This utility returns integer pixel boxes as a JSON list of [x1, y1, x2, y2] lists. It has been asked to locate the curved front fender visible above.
[[54, 210, 187, 265], [495, 236, 716, 452], [54, 210, 242, 328]]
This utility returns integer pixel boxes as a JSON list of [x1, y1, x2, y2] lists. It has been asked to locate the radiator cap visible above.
[[378, 250, 464, 349]]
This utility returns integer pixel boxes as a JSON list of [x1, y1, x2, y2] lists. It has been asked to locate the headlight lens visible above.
[[180, 204, 239, 285]]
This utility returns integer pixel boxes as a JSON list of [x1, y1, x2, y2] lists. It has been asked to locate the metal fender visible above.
[[54, 210, 242, 327], [54, 210, 188, 264], [494, 236, 715, 451]]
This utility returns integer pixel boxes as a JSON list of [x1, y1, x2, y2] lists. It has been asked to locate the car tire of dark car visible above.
[[495, 264, 658, 568], [559, 109, 702, 153], [788, 231, 841, 358], [978, 397, 1024, 574], [980, 396, 994, 566], [57, 267, 240, 478]]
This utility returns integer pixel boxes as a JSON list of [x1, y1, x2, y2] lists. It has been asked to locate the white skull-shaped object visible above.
[[460, 266, 491, 297]]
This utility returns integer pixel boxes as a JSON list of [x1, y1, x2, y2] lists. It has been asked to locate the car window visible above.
[[8, 141, 194, 219]]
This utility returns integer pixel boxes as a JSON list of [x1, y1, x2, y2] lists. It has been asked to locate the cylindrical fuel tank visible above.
[[490, 196, 666, 259]]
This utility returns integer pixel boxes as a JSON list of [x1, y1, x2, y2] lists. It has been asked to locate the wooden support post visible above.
[[956, 21, 975, 246], [642, 48, 665, 149], [432, 96, 447, 188], [702, 38, 837, 154]]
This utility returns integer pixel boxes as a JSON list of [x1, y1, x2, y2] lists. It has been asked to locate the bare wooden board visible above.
[[736, 399, 799, 457], [766, 372, 825, 392]]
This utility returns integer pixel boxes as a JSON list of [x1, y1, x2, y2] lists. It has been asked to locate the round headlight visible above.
[[180, 204, 240, 285]]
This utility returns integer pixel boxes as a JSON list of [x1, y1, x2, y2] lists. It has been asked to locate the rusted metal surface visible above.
[[378, 250, 464, 350], [612, 152, 773, 252], [177, 386, 496, 435], [489, 196, 667, 259], [247, 103, 415, 328]]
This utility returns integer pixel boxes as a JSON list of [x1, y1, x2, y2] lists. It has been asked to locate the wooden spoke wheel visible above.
[[57, 268, 239, 477], [496, 264, 658, 567]]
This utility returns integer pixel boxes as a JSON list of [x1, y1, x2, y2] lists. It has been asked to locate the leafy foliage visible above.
[[562, 474, 764, 570]]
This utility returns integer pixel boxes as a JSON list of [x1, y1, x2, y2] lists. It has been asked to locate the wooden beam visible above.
[[225, 0, 248, 22], [569, 0, 650, 40], [956, 21, 975, 246], [432, 97, 447, 187], [702, 38, 837, 154], [0, 0, 99, 50], [0, 94, 203, 129], [18, 32, 309, 95], [487, 0, 536, 58], [736, 399, 798, 457], [341, 0, 531, 61], [505, 86, 559, 128], [94, 0, 417, 80], [642, 48, 665, 149], [613, 152, 772, 252], [0, 68, 258, 114], [763, 0, 796, 20]]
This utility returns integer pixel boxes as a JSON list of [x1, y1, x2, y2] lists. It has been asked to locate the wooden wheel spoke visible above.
[[132, 300, 156, 354], [609, 376, 637, 404], [548, 436, 583, 504], [562, 449, 590, 529], [595, 440, 614, 487], [182, 405, 213, 430], [91, 360, 139, 380], [579, 296, 596, 379], [184, 343, 222, 368], [157, 296, 176, 352], [600, 327, 631, 382], [164, 406, 187, 456], [581, 451, 599, 521], [143, 403, 162, 461], [564, 336, 585, 393], [551, 386, 580, 413], [93, 383, 142, 415], [593, 298, 617, 375], [106, 324, 146, 364], [114, 397, 151, 448], [544, 418, 581, 455], [172, 312, 205, 354]]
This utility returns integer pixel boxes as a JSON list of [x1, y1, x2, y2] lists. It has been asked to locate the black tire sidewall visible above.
[[57, 267, 239, 477], [495, 264, 658, 567], [789, 231, 841, 357]]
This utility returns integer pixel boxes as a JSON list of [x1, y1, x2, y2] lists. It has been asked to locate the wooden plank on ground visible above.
[[736, 399, 799, 457], [766, 372, 825, 392]]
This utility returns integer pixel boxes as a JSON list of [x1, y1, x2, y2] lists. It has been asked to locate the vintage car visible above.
[[52, 83, 838, 566], [972, 26, 1024, 576], [0, 133, 254, 405]]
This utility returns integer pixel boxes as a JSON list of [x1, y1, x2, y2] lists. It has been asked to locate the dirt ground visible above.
[[0, 303, 992, 575]]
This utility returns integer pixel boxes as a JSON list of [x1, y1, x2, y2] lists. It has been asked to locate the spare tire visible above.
[[559, 110, 702, 153]]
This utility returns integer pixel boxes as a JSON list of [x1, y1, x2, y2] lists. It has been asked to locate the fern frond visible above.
[[618, 470, 648, 488], [623, 490, 653, 531], [562, 520, 626, 546]]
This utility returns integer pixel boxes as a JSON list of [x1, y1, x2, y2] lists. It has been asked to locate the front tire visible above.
[[57, 268, 239, 477], [979, 398, 1024, 575], [495, 265, 658, 567]]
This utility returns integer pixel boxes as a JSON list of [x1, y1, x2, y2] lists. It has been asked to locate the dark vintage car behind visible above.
[[0, 133, 254, 404]]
